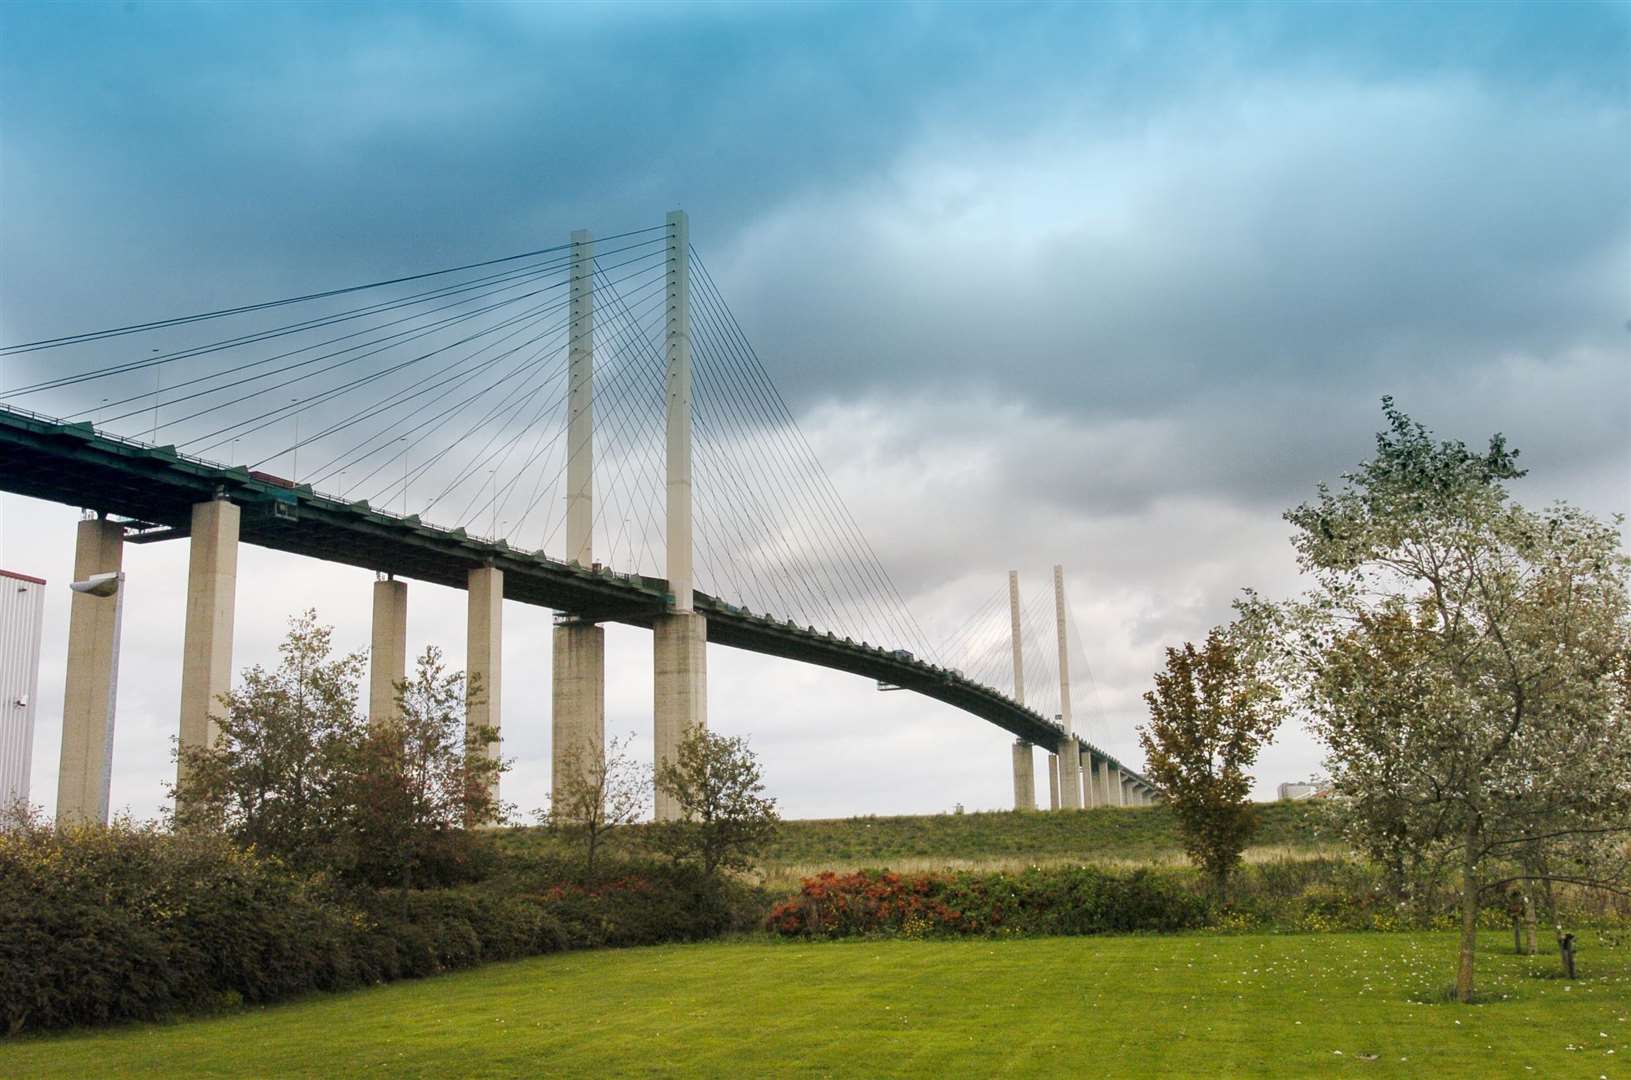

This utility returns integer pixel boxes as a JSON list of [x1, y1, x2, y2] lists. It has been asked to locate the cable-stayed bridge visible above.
[[0, 211, 1154, 823]]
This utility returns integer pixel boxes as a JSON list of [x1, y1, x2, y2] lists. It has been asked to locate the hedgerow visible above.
[[0, 817, 764, 1034], [767, 866, 1209, 938]]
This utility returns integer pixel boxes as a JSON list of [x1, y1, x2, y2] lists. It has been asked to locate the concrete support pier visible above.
[[1106, 763, 1125, 807], [466, 566, 502, 795], [551, 621, 605, 798], [177, 499, 238, 785], [369, 577, 407, 725], [1057, 736, 1081, 810], [653, 611, 706, 821], [1011, 740, 1035, 811], [1047, 754, 1060, 809], [1080, 750, 1100, 808], [56, 517, 123, 825], [1093, 757, 1112, 808]]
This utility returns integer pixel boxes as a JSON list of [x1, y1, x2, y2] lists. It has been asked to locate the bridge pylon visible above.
[[1053, 564, 1083, 810], [1007, 570, 1035, 810], [653, 209, 706, 822], [551, 229, 607, 807]]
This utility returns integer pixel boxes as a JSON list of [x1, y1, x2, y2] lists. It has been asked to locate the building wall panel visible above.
[[0, 569, 47, 810]]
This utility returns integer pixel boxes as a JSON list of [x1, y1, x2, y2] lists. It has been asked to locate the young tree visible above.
[[653, 727, 779, 879], [545, 733, 649, 877], [1137, 622, 1282, 899], [341, 646, 509, 890], [1280, 400, 1631, 1002], [169, 610, 365, 872]]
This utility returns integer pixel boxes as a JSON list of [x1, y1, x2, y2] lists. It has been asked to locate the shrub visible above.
[[767, 866, 1209, 939], [0, 818, 766, 1035]]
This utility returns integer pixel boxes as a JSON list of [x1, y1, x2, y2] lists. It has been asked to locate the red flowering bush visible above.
[[768, 866, 1208, 938]]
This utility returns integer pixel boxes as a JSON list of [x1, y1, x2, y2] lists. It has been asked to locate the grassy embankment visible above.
[[498, 799, 1335, 889], [4, 932, 1624, 1078]]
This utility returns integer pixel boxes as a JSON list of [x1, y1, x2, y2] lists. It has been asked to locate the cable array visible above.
[[0, 221, 1128, 740], [0, 224, 937, 662], [930, 576, 1117, 744]]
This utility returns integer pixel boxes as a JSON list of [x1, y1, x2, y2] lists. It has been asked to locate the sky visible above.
[[1, 1, 1627, 822]]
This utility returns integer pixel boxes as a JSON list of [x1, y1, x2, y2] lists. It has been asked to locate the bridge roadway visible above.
[[0, 404, 1149, 785]]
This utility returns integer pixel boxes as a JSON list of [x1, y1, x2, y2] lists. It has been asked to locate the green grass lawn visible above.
[[5, 931, 1625, 1078]]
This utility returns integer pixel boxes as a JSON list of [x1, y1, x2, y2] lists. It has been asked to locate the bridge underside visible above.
[[0, 406, 1146, 773]]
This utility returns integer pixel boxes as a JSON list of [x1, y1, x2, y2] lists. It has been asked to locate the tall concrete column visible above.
[[466, 566, 502, 798], [177, 499, 238, 789], [654, 209, 706, 821], [1008, 571, 1034, 810], [1008, 570, 1025, 703], [552, 226, 608, 804], [1080, 749, 1100, 808], [653, 611, 706, 821], [56, 517, 123, 825], [1047, 753, 1060, 810], [566, 229, 594, 567], [552, 621, 605, 798], [1011, 740, 1035, 811], [1052, 564, 1081, 810], [663, 209, 694, 614], [1106, 764, 1125, 807], [1094, 757, 1113, 807], [369, 577, 407, 725], [1057, 737, 1081, 810]]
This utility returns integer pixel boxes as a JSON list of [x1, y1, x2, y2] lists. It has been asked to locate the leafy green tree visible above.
[[341, 646, 509, 890], [545, 732, 649, 877], [169, 610, 364, 872], [1277, 400, 1631, 1002], [1137, 622, 1282, 900], [654, 727, 780, 878]]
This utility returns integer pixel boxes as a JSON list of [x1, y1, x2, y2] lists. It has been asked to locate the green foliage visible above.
[[1137, 623, 1283, 898], [170, 610, 365, 873], [0, 814, 766, 1035], [341, 645, 508, 890], [543, 732, 649, 878], [173, 615, 508, 891], [767, 866, 1210, 938], [654, 727, 780, 878], [1276, 400, 1631, 1001]]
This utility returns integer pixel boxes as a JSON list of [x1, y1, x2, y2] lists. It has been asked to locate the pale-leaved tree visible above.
[[1273, 400, 1631, 1002]]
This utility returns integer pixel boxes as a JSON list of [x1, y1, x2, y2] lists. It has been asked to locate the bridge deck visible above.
[[0, 404, 1147, 780]]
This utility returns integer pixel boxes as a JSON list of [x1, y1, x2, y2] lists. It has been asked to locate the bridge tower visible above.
[[1007, 570, 1035, 810], [653, 209, 707, 821], [551, 229, 606, 803], [1053, 564, 1082, 810]]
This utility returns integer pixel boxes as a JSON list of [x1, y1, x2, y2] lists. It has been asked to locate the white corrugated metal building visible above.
[[0, 568, 47, 810]]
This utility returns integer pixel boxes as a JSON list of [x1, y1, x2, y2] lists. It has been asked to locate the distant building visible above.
[[0, 569, 47, 811], [1277, 782, 1319, 801]]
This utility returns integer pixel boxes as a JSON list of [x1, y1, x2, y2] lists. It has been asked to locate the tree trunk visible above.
[[1455, 827, 1479, 1003], [1521, 890, 1538, 956]]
